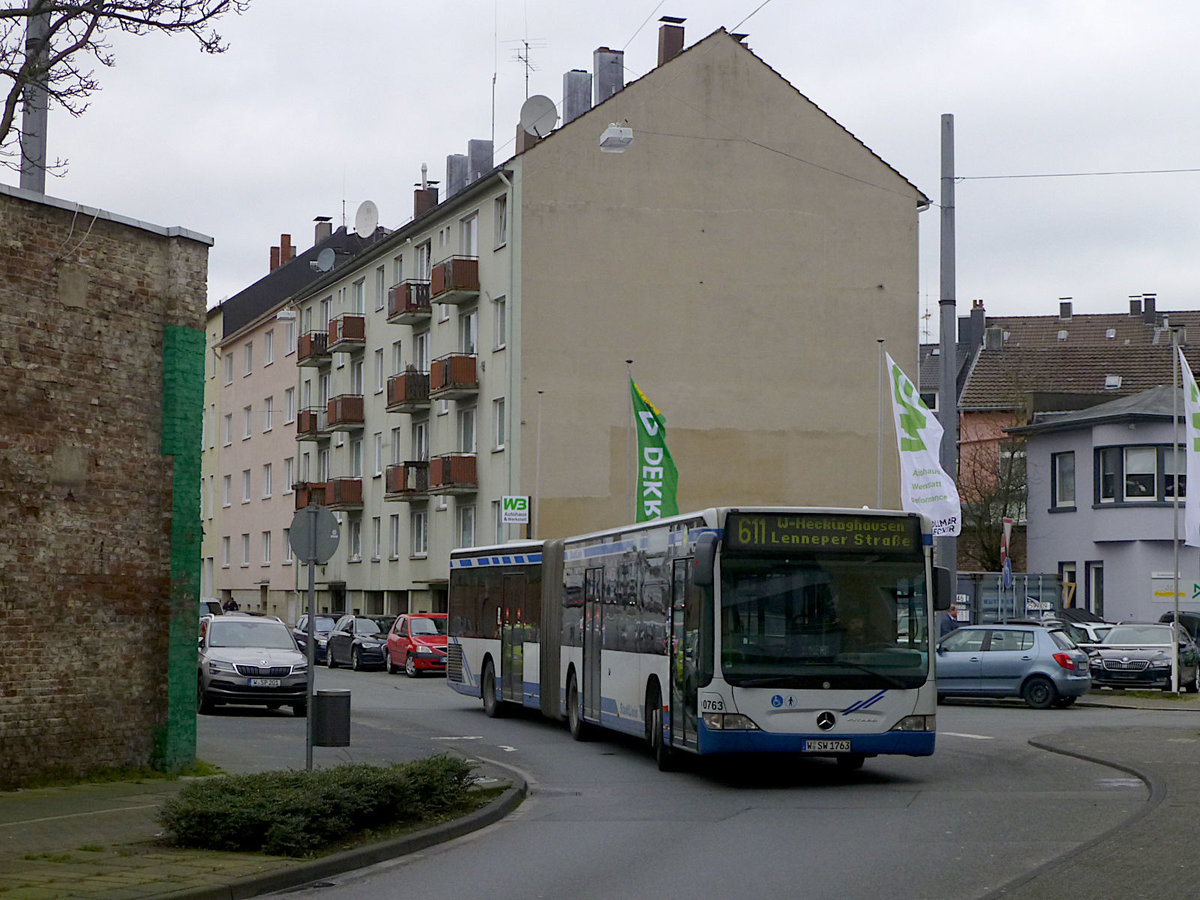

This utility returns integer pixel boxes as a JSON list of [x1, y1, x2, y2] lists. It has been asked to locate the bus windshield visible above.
[[719, 555, 930, 690]]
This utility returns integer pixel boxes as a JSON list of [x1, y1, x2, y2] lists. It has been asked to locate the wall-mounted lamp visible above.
[[600, 123, 633, 153]]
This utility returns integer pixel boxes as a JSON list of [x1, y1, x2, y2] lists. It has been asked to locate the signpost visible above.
[[289, 506, 340, 770]]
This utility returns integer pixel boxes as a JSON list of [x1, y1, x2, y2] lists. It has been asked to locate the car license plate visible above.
[[249, 678, 281, 688], [803, 739, 851, 753]]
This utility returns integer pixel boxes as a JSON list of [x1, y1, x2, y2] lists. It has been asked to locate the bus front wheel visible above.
[[647, 685, 675, 771], [482, 660, 501, 718]]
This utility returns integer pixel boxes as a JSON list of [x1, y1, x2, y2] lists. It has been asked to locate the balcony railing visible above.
[[429, 353, 478, 401], [297, 331, 330, 367], [327, 477, 364, 510], [430, 256, 479, 304], [384, 461, 430, 500], [327, 314, 366, 352], [326, 394, 365, 431], [429, 453, 477, 494], [386, 280, 432, 324], [296, 406, 330, 441], [385, 371, 431, 413], [293, 481, 327, 509]]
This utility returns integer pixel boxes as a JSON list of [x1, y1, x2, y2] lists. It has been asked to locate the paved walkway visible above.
[[0, 688, 1192, 899]]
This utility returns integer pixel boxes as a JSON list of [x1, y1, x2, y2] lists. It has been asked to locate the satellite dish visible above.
[[354, 200, 379, 238], [315, 248, 335, 272], [519, 95, 559, 138]]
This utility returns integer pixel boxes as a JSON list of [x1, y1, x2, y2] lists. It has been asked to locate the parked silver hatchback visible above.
[[936, 623, 1091, 709], [197, 616, 308, 716]]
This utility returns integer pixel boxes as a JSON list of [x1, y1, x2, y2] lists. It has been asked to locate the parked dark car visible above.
[[197, 616, 307, 716], [1158, 610, 1200, 642], [1042, 618, 1112, 652], [936, 623, 1091, 709], [326, 615, 394, 671], [292, 614, 338, 664], [384, 613, 448, 677], [1089, 623, 1200, 692]]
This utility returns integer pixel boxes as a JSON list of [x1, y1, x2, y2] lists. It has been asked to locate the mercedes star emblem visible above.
[[817, 711, 836, 731]]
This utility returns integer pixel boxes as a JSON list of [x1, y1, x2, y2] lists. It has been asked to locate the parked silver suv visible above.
[[197, 616, 308, 716]]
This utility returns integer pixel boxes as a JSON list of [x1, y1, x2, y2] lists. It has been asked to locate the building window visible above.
[[393, 255, 404, 285], [392, 340, 404, 375], [493, 397, 505, 449], [243, 342, 253, 376], [285, 387, 296, 423], [221, 536, 231, 568], [1059, 562, 1077, 606], [241, 533, 251, 566], [458, 406, 476, 453], [457, 504, 475, 548], [376, 266, 387, 310], [320, 296, 332, 329], [1051, 452, 1075, 508], [493, 296, 506, 350], [350, 438, 363, 478], [416, 241, 431, 280], [222, 474, 231, 508], [460, 213, 478, 256], [263, 396, 274, 432], [352, 278, 365, 315], [285, 318, 297, 354], [412, 419, 428, 461], [494, 195, 507, 248], [351, 359, 364, 395], [223, 413, 232, 446], [373, 432, 383, 476], [391, 426, 403, 465], [389, 514, 400, 559], [284, 457, 294, 493], [414, 331, 429, 372], [411, 509, 428, 557], [372, 516, 381, 560], [1166, 447, 1186, 498], [492, 499, 504, 543], [301, 451, 311, 482], [262, 530, 272, 565], [283, 528, 293, 564], [242, 469, 251, 503], [264, 330, 274, 366], [208, 403, 216, 449], [349, 517, 362, 560], [1095, 444, 1182, 503], [1124, 446, 1156, 499], [262, 462, 272, 498], [374, 348, 385, 393], [223, 352, 233, 385], [459, 308, 478, 354], [243, 405, 253, 440]]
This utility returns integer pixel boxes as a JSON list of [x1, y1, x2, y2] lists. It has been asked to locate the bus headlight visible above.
[[891, 715, 935, 732], [702, 713, 760, 731]]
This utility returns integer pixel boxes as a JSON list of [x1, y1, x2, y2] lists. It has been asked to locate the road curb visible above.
[[156, 779, 527, 900]]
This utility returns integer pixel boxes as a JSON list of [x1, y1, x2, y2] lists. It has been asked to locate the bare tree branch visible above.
[[1, 0, 249, 173]]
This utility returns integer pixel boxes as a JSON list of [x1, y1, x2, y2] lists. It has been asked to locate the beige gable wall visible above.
[[516, 33, 925, 539]]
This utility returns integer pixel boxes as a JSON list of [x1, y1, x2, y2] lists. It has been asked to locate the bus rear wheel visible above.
[[567, 672, 588, 741], [647, 685, 674, 771], [481, 660, 501, 717]]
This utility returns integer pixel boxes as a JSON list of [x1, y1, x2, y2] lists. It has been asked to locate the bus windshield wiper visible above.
[[821, 659, 912, 689]]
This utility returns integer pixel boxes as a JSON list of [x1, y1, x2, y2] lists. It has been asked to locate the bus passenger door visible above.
[[670, 559, 699, 751], [501, 574, 526, 704], [583, 567, 604, 724]]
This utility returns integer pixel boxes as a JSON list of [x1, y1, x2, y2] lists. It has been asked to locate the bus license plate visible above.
[[249, 678, 281, 688], [803, 739, 850, 753]]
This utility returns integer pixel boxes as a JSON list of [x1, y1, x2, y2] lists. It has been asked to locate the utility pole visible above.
[[937, 114, 959, 583]]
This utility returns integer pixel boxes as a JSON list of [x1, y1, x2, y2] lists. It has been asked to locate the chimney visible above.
[[960, 298, 986, 348], [314, 216, 332, 245], [446, 153, 468, 197], [1142, 293, 1157, 325], [657, 17, 685, 66], [1129, 295, 1143, 317], [269, 234, 295, 272], [593, 47, 625, 105], [984, 326, 1004, 352], [562, 69, 593, 124], [413, 163, 438, 218], [467, 139, 494, 183], [1058, 297, 1072, 320]]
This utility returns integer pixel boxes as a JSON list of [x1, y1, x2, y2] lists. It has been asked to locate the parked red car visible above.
[[385, 613, 448, 677]]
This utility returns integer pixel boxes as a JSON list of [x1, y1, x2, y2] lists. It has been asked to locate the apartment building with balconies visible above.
[[285, 24, 929, 619]]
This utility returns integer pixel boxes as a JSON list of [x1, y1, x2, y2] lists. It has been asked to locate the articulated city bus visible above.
[[447, 507, 949, 770]]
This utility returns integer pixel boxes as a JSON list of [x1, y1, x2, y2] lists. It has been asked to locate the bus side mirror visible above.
[[933, 566, 953, 611], [693, 532, 718, 587]]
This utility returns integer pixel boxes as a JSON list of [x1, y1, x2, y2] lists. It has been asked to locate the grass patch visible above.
[[1, 760, 222, 792], [158, 756, 478, 857]]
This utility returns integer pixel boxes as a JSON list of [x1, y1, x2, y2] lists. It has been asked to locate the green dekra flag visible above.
[[631, 379, 679, 521]]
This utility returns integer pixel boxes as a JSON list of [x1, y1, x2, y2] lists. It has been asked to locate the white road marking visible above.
[[940, 731, 994, 740], [431, 735, 483, 741]]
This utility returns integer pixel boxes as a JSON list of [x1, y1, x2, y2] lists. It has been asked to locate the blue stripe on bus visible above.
[[450, 553, 543, 569], [842, 690, 887, 714]]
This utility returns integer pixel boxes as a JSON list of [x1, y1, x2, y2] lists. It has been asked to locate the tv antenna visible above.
[[509, 38, 546, 99]]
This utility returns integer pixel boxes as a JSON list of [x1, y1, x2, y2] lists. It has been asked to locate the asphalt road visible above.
[[196, 669, 1184, 899]]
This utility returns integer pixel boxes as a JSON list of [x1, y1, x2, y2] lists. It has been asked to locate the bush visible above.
[[158, 756, 476, 856]]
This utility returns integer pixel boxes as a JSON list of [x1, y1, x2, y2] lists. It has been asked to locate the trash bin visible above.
[[312, 689, 351, 747]]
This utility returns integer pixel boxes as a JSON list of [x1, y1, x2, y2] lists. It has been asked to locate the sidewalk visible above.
[[0, 768, 523, 900]]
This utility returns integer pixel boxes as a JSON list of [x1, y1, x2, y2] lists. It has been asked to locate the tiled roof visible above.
[[959, 309, 1200, 410]]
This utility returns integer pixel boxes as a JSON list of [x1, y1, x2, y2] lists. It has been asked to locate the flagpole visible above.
[[626, 359, 634, 523], [534, 390, 544, 540], [877, 339, 885, 509]]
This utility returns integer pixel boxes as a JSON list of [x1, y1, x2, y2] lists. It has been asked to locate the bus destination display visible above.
[[725, 512, 920, 553]]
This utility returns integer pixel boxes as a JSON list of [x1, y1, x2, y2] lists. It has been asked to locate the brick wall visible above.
[[0, 189, 209, 786]]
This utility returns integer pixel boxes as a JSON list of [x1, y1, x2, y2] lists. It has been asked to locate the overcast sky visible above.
[[34, 1, 1200, 338]]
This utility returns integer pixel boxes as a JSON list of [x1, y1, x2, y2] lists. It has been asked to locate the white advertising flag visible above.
[[1178, 348, 1200, 547], [885, 353, 961, 536]]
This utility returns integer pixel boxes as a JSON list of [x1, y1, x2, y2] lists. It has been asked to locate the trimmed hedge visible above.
[[158, 756, 476, 856]]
